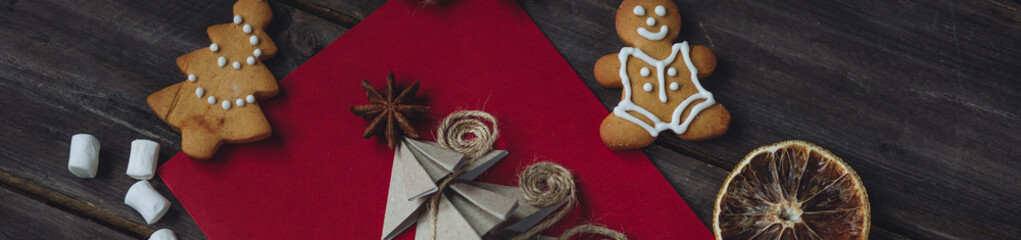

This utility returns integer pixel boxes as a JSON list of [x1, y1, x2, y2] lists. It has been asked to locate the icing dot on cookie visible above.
[[633, 6, 645, 16], [243, 24, 253, 34], [236, 99, 245, 107], [643, 83, 653, 92], [232, 61, 241, 70], [655, 5, 666, 16], [646, 17, 656, 26], [246, 56, 256, 65], [670, 82, 679, 90], [668, 67, 677, 76], [187, 74, 197, 82], [217, 56, 227, 68], [640, 67, 650, 77], [249, 35, 259, 45], [209, 43, 219, 52], [195, 87, 204, 98], [253, 49, 263, 57], [245, 95, 256, 103], [207, 96, 216, 104], [233, 15, 243, 24], [221, 100, 231, 110]]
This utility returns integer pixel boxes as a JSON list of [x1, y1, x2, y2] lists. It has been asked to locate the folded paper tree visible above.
[[158, 0, 714, 239]]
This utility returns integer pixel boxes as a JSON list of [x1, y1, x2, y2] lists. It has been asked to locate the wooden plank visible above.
[[299, 0, 1020, 239], [0, 0, 348, 239], [0, 186, 134, 239], [0, 171, 154, 238], [294, 0, 384, 23]]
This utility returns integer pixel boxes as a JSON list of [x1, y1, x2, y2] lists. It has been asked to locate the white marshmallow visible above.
[[68, 134, 100, 178], [125, 180, 170, 224], [127, 139, 160, 180], [149, 229, 177, 240]]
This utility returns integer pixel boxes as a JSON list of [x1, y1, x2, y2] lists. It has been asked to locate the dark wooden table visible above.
[[2, 0, 1018, 239]]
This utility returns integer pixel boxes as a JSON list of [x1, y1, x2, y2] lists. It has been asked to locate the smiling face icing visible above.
[[615, 0, 682, 50]]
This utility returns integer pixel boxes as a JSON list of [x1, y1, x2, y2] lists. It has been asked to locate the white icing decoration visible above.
[[668, 67, 678, 76], [646, 17, 656, 26], [642, 83, 653, 92], [233, 15, 243, 24], [217, 56, 227, 67], [246, 56, 256, 65], [614, 42, 715, 137], [245, 95, 255, 103], [221, 100, 231, 110], [232, 61, 241, 70], [236, 99, 245, 107], [640, 67, 650, 77], [243, 24, 252, 34], [187, 74, 196, 82], [655, 5, 667, 16], [195, 87, 204, 98], [207, 96, 216, 104], [637, 25, 668, 41], [253, 49, 262, 57], [249, 35, 259, 45], [209, 43, 219, 52], [670, 82, 679, 90], [633, 6, 645, 16]]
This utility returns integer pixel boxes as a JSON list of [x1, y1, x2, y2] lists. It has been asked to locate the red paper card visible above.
[[158, 0, 714, 239]]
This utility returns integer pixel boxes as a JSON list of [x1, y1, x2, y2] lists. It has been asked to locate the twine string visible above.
[[436, 110, 499, 159], [514, 161, 576, 240], [426, 166, 468, 240], [515, 162, 627, 240], [558, 224, 629, 240]]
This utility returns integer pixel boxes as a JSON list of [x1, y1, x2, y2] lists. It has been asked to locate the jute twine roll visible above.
[[436, 110, 499, 159], [515, 162, 628, 240]]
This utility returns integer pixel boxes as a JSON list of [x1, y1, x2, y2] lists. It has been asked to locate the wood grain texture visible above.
[[299, 0, 1020, 239], [0, 0, 347, 238], [0, 187, 135, 239]]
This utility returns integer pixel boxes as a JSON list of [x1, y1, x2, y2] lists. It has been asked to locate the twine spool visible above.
[[519, 162, 575, 208], [516, 162, 628, 240], [436, 110, 499, 159]]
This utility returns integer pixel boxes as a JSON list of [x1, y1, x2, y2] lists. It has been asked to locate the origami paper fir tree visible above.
[[147, 0, 279, 160]]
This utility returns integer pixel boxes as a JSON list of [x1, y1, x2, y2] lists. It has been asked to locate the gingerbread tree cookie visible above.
[[594, 0, 730, 150], [147, 0, 279, 160]]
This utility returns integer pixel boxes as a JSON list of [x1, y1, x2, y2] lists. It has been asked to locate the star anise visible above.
[[350, 71, 430, 149]]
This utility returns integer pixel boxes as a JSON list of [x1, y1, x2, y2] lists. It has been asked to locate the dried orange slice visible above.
[[713, 140, 870, 240]]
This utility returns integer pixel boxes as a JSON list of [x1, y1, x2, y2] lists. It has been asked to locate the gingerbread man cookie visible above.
[[595, 0, 730, 150], [147, 0, 279, 160]]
